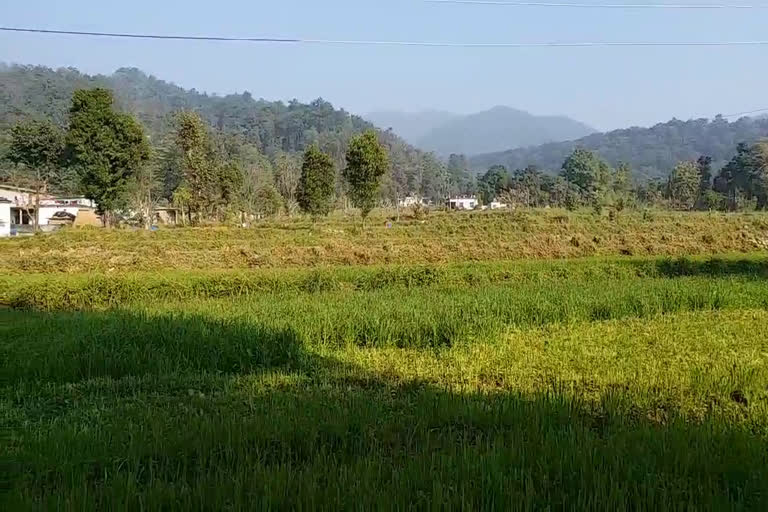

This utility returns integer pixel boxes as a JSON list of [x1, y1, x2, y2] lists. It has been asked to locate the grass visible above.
[[3, 253, 768, 310], [1, 208, 767, 272], [2, 209, 768, 508], [2, 306, 768, 509]]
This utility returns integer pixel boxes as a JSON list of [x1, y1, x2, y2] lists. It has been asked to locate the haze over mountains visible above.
[[1, 63, 767, 185], [364, 110, 458, 145], [366, 106, 596, 156]]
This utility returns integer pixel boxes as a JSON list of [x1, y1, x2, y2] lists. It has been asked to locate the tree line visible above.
[[4, 88, 391, 228], [474, 143, 768, 212], [0, 65, 459, 207], [469, 116, 768, 181]]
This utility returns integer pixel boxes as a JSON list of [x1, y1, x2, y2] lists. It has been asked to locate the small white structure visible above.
[[446, 197, 478, 210], [489, 201, 508, 210], [37, 204, 83, 226], [398, 196, 423, 208], [0, 199, 11, 237]]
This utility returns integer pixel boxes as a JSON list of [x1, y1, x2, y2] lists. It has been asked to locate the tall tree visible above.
[[696, 155, 713, 192], [65, 88, 150, 225], [478, 165, 510, 204], [273, 151, 301, 212], [174, 111, 216, 221], [297, 145, 335, 217], [7, 119, 65, 232], [714, 142, 767, 210], [446, 154, 473, 196], [343, 131, 389, 220], [667, 161, 701, 210], [560, 148, 612, 206]]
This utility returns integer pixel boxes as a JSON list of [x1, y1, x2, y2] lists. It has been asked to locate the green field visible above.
[[2, 213, 768, 509]]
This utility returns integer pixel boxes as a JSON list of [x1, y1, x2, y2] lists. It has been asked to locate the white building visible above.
[[489, 201, 508, 210], [446, 197, 478, 210], [0, 199, 11, 237], [0, 185, 97, 234]]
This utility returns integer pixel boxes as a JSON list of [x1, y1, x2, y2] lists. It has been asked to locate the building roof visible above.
[[0, 184, 37, 194]]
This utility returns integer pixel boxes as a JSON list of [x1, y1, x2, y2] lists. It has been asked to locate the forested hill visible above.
[[470, 117, 768, 180], [0, 64, 374, 155], [1, 64, 457, 200]]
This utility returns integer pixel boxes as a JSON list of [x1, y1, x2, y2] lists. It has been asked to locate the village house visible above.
[[0, 184, 99, 236], [445, 197, 478, 210], [0, 198, 11, 237]]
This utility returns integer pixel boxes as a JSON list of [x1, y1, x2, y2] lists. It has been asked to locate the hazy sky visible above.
[[1, 0, 767, 131]]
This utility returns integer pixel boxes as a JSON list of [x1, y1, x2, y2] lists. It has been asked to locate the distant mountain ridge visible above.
[[364, 110, 458, 144], [470, 116, 768, 180], [417, 106, 596, 156], [366, 106, 595, 156]]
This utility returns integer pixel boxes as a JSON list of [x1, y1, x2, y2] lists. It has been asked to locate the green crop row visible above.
[[4, 254, 767, 311]]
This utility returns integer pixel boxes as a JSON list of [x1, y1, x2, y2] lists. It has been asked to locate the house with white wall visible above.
[[445, 197, 478, 210], [0, 185, 97, 234], [0, 199, 11, 237]]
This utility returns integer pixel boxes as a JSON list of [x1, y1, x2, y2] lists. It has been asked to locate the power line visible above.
[[2, 27, 768, 48], [425, 0, 768, 7], [721, 107, 768, 117]]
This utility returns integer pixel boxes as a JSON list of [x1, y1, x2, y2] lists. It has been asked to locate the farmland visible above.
[[2, 210, 768, 509], [2, 209, 768, 273]]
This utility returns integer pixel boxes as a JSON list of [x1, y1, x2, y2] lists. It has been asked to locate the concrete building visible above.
[[445, 197, 478, 210], [0, 185, 98, 235], [0, 199, 11, 237], [154, 207, 182, 226]]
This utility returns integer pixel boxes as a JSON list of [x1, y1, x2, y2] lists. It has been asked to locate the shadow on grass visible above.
[[1, 309, 767, 509], [652, 257, 768, 279]]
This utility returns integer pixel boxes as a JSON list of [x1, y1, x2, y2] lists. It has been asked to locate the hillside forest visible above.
[[1, 64, 767, 222]]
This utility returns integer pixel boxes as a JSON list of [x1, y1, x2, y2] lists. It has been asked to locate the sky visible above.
[[1, 0, 767, 131]]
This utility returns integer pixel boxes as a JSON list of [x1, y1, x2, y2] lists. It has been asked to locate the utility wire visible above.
[[2, 27, 768, 48], [425, 0, 768, 8], [721, 107, 768, 117]]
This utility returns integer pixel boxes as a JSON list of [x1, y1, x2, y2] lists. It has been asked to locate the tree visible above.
[[446, 154, 475, 196], [560, 149, 612, 206], [297, 145, 335, 217], [700, 189, 726, 211], [126, 159, 163, 229], [697, 155, 713, 193], [7, 120, 65, 232], [343, 131, 389, 220], [171, 186, 192, 225], [667, 161, 701, 210], [217, 161, 245, 220], [65, 88, 150, 225], [478, 165, 510, 204], [714, 142, 767, 210], [174, 111, 216, 222], [273, 151, 301, 213]]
